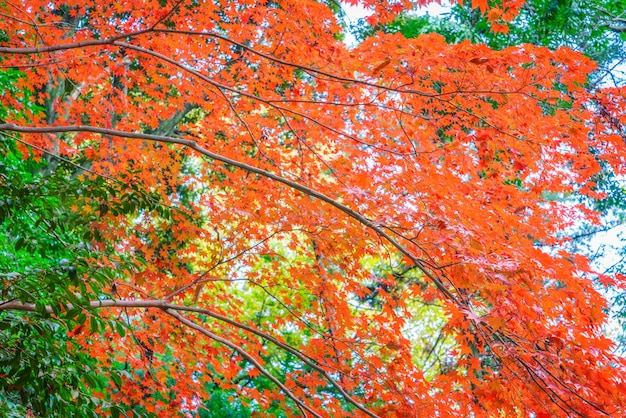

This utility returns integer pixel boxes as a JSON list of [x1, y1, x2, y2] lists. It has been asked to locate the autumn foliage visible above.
[[1, 0, 626, 416]]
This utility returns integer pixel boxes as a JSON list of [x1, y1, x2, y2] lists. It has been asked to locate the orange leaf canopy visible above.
[[1, 0, 625, 416]]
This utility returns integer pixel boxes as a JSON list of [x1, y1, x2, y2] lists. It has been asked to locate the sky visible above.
[[341, 1, 450, 45], [342, 0, 449, 21]]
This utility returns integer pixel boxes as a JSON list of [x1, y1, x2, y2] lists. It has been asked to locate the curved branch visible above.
[[0, 298, 379, 417], [114, 40, 538, 163], [0, 122, 460, 306], [113, 41, 408, 156], [150, 29, 432, 97], [2, 35, 533, 155], [0, 30, 150, 55], [0, 26, 523, 100], [2, 132, 186, 217], [165, 309, 318, 417], [0, 27, 428, 98]]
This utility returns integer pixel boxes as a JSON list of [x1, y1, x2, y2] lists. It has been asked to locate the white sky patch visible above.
[[341, 1, 452, 46]]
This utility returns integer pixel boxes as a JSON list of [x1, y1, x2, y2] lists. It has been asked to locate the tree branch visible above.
[[0, 122, 461, 306], [165, 309, 320, 418], [0, 298, 379, 417]]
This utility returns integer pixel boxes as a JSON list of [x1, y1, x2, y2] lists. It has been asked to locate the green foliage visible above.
[[0, 69, 44, 122], [351, 13, 462, 44], [198, 388, 251, 418], [0, 98, 106, 415], [0, 314, 107, 417], [444, 0, 626, 83], [0, 142, 147, 416], [0, 69, 161, 416]]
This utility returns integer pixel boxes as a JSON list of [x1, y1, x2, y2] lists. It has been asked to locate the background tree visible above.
[[1, 0, 626, 416]]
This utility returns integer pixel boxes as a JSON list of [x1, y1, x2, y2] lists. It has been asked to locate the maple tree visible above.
[[1, 0, 626, 416], [362, 0, 626, 352]]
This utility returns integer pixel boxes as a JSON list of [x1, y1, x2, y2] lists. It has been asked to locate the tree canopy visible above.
[[356, 0, 626, 354], [1, 0, 625, 416]]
